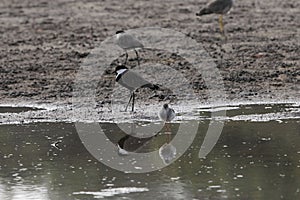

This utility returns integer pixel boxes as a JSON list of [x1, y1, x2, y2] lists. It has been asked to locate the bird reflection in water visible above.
[[159, 138, 177, 164], [158, 104, 177, 164], [116, 123, 159, 156], [116, 122, 177, 165], [116, 103, 177, 163]]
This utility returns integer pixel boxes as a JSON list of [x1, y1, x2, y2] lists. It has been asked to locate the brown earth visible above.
[[0, 0, 299, 107]]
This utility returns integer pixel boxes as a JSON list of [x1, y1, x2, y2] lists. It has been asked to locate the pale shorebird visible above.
[[115, 30, 144, 65], [158, 104, 176, 163], [158, 104, 176, 134], [196, 0, 233, 35], [115, 65, 159, 112], [158, 104, 176, 122]]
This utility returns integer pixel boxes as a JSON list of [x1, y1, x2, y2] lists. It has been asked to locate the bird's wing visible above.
[[207, 0, 232, 14], [167, 109, 176, 121], [118, 70, 152, 91], [117, 34, 144, 49]]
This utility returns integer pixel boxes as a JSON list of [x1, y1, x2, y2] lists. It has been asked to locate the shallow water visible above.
[[0, 103, 300, 199]]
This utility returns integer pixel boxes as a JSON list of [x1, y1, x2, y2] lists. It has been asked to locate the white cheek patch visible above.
[[116, 69, 127, 75]]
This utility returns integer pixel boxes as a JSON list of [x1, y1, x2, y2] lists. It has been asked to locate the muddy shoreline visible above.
[[0, 0, 299, 109]]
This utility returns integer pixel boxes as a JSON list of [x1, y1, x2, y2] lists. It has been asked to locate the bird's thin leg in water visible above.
[[166, 123, 171, 134], [167, 132, 171, 143], [134, 49, 140, 66], [162, 121, 166, 134], [125, 92, 133, 112], [162, 128, 171, 143]]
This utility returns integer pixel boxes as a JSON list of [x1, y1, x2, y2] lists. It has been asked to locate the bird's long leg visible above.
[[124, 51, 128, 65], [134, 49, 140, 66], [125, 92, 133, 112], [131, 92, 135, 112], [166, 122, 171, 134], [162, 121, 166, 134], [219, 15, 224, 35], [167, 130, 171, 143]]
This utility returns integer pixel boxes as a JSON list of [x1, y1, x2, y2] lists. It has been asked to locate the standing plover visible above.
[[115, 30, 144, 65], [196, 0, 233, 35], [115, 65, 159, 112]]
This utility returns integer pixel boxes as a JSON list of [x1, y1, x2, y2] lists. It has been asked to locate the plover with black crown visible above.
[[115, 65, 159, 112], [115, 30, 144, 65]]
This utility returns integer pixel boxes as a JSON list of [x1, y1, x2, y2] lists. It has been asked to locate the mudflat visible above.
[[0, 0, 299, 106]]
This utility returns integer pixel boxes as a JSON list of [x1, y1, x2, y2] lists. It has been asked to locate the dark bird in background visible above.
[[115, 30, 144, 66], [115, 65, 159, 112], [196, 0, 233, 36]]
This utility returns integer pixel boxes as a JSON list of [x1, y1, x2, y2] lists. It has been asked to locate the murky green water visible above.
[[0, 103, 299, 199]]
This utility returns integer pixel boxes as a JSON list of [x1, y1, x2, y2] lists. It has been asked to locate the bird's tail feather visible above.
[[142, 83, 160, 90]]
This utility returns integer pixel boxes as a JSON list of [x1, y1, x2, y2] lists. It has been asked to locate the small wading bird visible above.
[[115, 65, 159, 112], [115, 30, 144, 65], [158, 104, 176, 134], [158, 105, 177, 163], [159, 104, 176, 122], [196, 0, 233, 36]]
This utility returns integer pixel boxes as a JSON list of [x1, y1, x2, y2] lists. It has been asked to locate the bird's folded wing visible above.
[[117, 34, 144, 49], [207, 0, 232, 14], [118, 70, 151, 91]]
